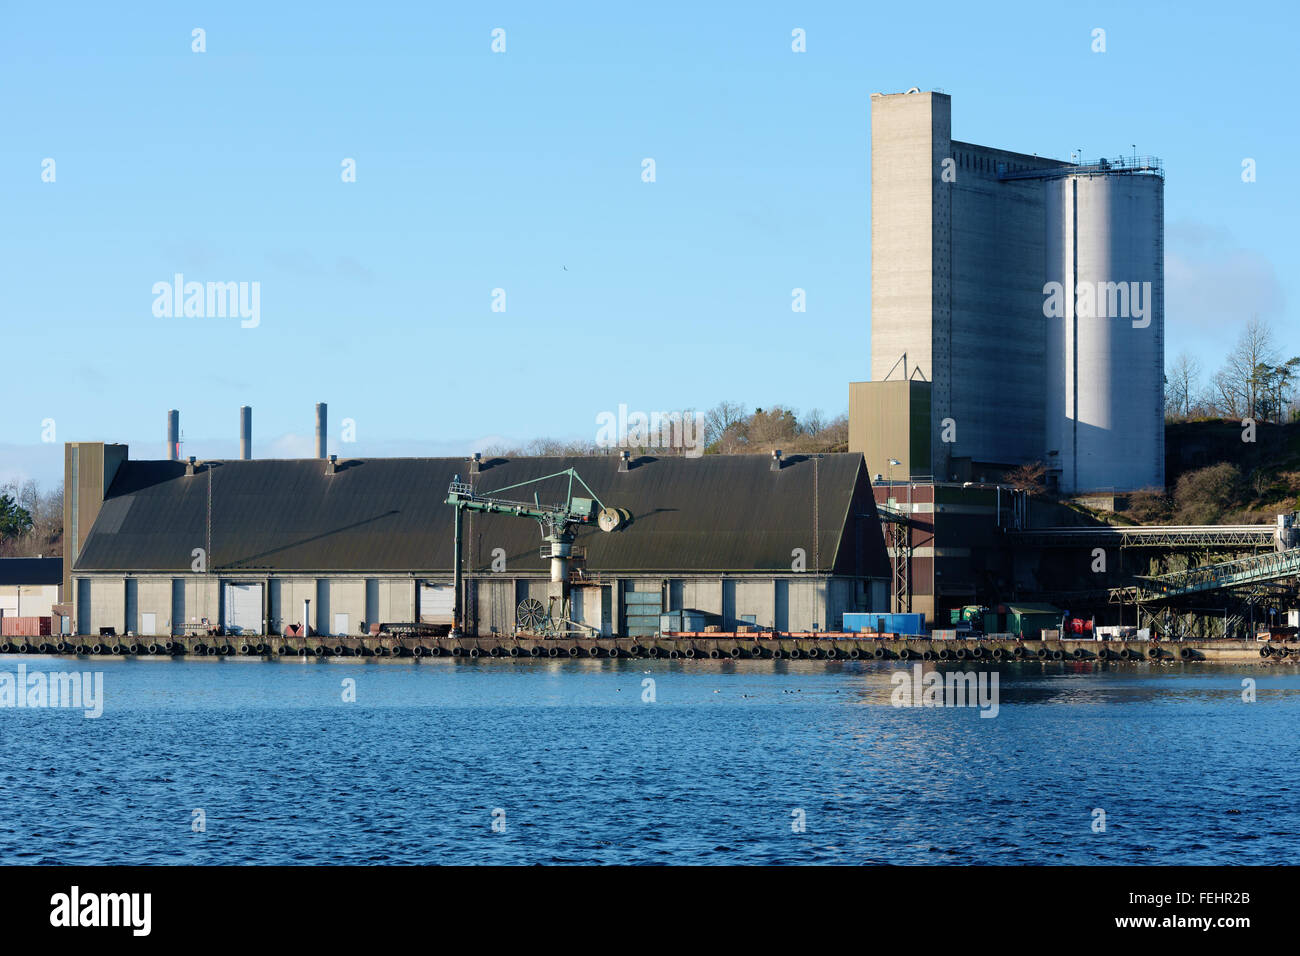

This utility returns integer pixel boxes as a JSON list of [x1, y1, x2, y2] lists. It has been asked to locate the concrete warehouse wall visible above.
[[0, 585, 60, 619], [70, 572, 879, 637]]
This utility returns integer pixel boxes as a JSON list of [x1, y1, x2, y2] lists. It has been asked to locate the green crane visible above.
[[445, 468, 628, 636]]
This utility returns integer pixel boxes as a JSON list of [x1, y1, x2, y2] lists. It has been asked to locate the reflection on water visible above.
[[0, 658, 1295, 864]]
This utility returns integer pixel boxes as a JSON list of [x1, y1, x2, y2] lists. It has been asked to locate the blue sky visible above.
[[2, 0, 1295, 487]]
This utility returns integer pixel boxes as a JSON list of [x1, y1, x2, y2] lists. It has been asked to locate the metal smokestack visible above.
[[315, 403, 327, 459], [166, 410, 180, 461], [239, 406, 252, 460]]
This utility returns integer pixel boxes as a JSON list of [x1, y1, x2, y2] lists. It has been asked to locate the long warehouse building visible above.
[[62, 442, 890, 638]]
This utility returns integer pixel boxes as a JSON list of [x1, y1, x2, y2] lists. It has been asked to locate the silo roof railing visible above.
[[998, 155, 1163, 181]]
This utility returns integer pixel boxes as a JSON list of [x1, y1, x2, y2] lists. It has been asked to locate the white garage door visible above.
[[223, 583, 263, 635], [418, 582, 454, 625]]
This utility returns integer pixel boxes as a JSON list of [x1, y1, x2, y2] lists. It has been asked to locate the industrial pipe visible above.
[[239, 405, 252, 460], [166, 409, 180, 461], [315, 402, 327, 459]]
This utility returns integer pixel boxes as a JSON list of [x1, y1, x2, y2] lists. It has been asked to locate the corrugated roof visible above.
[[0, 557, 63, 586], [74, 454, 889, 577]]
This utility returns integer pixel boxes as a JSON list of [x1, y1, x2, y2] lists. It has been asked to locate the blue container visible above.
[[660, 611, 712, 633], [843, 612, 925, 635]]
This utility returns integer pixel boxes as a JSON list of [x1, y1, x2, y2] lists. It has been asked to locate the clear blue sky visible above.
[[2, 0, 1295, 487]]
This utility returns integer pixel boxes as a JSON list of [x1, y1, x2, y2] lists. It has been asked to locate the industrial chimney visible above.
[[315, 402, 327, 459], [166, 410, 180, 461], [239, 406, 252, 460]]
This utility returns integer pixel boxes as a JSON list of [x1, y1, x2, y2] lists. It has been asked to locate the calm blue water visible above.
[[1, 657, 1296, 865]]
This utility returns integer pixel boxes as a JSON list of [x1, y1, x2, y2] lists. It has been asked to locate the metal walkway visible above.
[[1126, 547, 1300, 601], [1009, 524, 1275, 549]]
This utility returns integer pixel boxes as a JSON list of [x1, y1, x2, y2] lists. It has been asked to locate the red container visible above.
[[1, 616, 52, 636]]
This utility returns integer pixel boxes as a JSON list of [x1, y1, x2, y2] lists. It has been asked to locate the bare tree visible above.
[[1165, 352, 1201, 421], [703, 400, 747, 449], [1218, 316, 1278, 419]]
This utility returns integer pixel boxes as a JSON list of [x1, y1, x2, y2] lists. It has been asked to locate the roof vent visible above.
[[326, 454, 338, 476], [618, 450, 630, 473], [185, 456, 197, 477], [771, 449, 783, 472], [470, 452, 482, 475]]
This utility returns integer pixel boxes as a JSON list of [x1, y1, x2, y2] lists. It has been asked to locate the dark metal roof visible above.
[[74, 454, 888, 577], [0, 557, 63, 586]]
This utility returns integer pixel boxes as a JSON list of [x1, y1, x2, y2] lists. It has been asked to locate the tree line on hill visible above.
[[482, 403, 849, 458], [1166, 316, 1299, 423], [0, 480, 62, 558]]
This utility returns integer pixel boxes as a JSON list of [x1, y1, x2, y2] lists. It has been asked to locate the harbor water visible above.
[[1, 657, 1296, 865]]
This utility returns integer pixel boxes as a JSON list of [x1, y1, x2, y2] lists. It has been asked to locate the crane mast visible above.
[[445, 468, 627, 637]]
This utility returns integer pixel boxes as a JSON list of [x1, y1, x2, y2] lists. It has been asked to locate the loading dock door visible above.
[[223, 583, 263, 635], [418, 582, 455, 625], [622, 584, 661, 638]]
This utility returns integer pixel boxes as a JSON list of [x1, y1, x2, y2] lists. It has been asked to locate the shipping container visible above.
[[660, 610, 713, 633], [1, 616, 53, 636], [843, 612, 926, 635]]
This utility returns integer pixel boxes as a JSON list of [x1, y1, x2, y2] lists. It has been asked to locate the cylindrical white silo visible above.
[[1045, 171, 1164, 493]]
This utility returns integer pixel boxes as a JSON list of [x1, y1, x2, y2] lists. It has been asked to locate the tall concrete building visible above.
[[852, 90, 1164, 494]]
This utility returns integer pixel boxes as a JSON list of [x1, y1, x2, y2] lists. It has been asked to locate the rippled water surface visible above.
[[1, 657, 1296, 864]]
